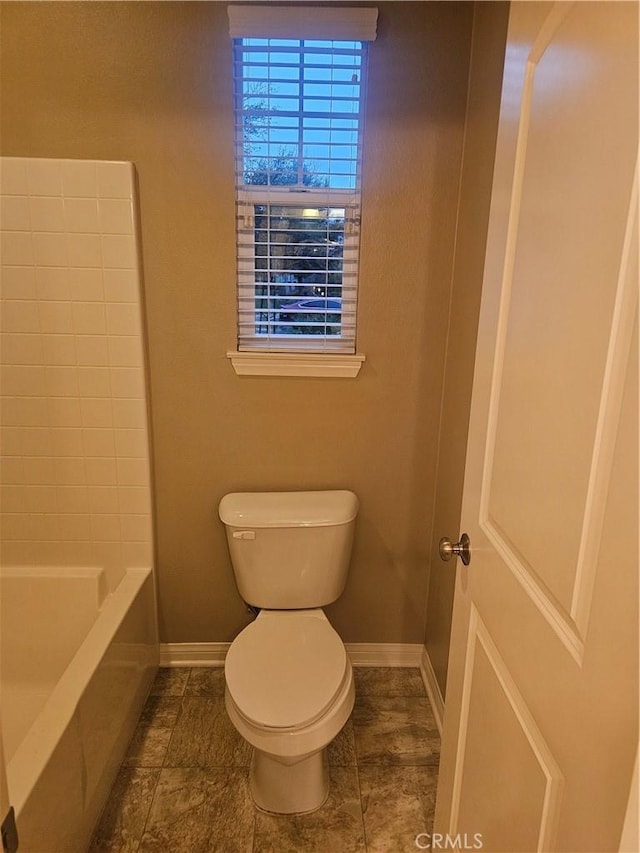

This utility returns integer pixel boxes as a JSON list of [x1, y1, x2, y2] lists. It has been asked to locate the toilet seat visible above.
[[225, 609, 348, 731]]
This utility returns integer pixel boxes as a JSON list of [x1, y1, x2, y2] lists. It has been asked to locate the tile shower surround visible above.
[[91, 667, 440, 852], [0, 157, 151, 589]]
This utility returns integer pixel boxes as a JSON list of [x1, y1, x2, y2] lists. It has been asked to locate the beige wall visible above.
[[424, 2, 509, 696], [1, 1, 473, 643]]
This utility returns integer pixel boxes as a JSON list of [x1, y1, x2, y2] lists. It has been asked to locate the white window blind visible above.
[[229, 7, 377, 354]]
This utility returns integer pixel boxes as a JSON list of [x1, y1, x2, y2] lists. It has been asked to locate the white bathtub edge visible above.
[[8, 566, 152, 816]]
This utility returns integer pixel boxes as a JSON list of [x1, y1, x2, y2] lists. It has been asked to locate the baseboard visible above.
[[420, 645, 445, 735], [159, 641, 423, 668], [345, 643, 423, 667], [160, 642, 229, 667]]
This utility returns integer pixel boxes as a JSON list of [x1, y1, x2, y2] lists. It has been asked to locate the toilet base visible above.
[[250, 747, 329, 814]]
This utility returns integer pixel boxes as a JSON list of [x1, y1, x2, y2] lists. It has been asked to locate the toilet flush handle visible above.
[[232, 530, 256, 540]]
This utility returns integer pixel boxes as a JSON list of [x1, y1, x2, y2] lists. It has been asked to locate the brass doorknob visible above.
[[439, 533, 471, 565]]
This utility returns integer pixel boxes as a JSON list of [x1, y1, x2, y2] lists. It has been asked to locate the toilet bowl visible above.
[[224, 609, 354, 813], [218, 489, 359, 813]]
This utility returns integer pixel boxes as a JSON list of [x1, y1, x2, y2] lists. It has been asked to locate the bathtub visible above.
[[0, 565, 158, 852]]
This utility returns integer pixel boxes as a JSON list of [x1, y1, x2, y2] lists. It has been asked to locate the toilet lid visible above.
[[225, 611, 348, 729]]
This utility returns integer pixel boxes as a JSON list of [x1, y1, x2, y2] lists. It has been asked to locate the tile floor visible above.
[[90, 667, 440, 852]]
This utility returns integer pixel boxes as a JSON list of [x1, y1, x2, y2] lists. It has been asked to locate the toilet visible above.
[[218, 489, 359, 814]]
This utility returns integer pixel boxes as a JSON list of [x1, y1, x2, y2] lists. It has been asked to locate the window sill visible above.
[[227, 351, 366, 378]]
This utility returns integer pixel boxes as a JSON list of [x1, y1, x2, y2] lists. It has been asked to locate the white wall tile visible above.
[[0, 456, 24, 484], [85, 457, 117, 486], [120, 514, 152, 542], [42, 334, 77, 366], [108, 335, 143, 367], [1, 266, 38, 299], [87, 486, 119, 514], [27, 159, 63, 196], [78, 366, 111, 398], [45, 540, 94, 567], [1, 158, 28, 195], [2, 541, 39, 564], [103, 269, 137, 302], [36, 267, 71, 301], [30, 197, 66, 232], [68, 234, 102, 268], [33, 232, 68, 266], [116, 457, 149, 486], [110, 366, 144, 398], [1, 427, 24, 455], [45, 366, 79, 397], [26, 485, 58, 513], [96, 162, 133, 199], [101, 235, 136, 269], [2, 195, 31, 230], [22, 456, 57, 485], [91, 514, 121, 541], [1, 364, 46, 396], [2, 333, 44, 366], [57, 514, 92, 541], [69, 268, 103, 301], [98, 199, 134, 235], [121, 541, 152, 569], [2, 513, 33, 540], [51, 428, 84, 457], [64, 198, 99, 234], [118, 486, 151, 515], [54, 457, 86, 485], [2, 300, 40, 333], [106, 303, 140, 336], [21, 427, 53, 456], [80, 398, 113, 428], [56, 485, 89, 513], [1, 484, 30, 512], [114, 428, 147, 458], [2, 396, 49, 426], [47, 397, 82, 427], [1, 156, 151, 576], [72, 302, 106, 335], [61, 161, 97, 198], [1, 232, 34, 266], [30, 513, 60, 540], [38, 301, 73, 333], [75, 335, 109, 366], [82, 427, 115, 457], [112, 398, 147, 429]]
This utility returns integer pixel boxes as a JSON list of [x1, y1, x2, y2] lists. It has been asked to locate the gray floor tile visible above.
[[184, 666, 226, 697], [354, 666, 426, 697], [138, 767, 254, 853], [360, 765, 439, 852], [89, 766, 160, 853], [138, 695, 182, 728], [253, 765, 365, 853], [165, 697, 252, 768], [148, 667, 190, 697], [352, 696, 440, 765], [123, 726, 173, 768], [327, 719, 357, 766], [94, 667, 441, 852]]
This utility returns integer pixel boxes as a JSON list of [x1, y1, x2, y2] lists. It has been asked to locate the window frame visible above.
[[226, 8, 377, 376]]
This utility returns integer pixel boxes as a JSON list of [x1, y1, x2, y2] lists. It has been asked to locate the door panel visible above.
[[435, 3, 638, 851], [487, 2, 638, 620]]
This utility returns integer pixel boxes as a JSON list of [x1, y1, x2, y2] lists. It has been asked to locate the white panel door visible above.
[[435, 3, 638, 851]]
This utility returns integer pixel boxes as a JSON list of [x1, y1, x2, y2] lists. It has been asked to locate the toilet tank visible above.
[[218, 490, 359, 609]]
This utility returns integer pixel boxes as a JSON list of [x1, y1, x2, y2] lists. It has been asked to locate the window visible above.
[[228, 6, 377, 371]]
